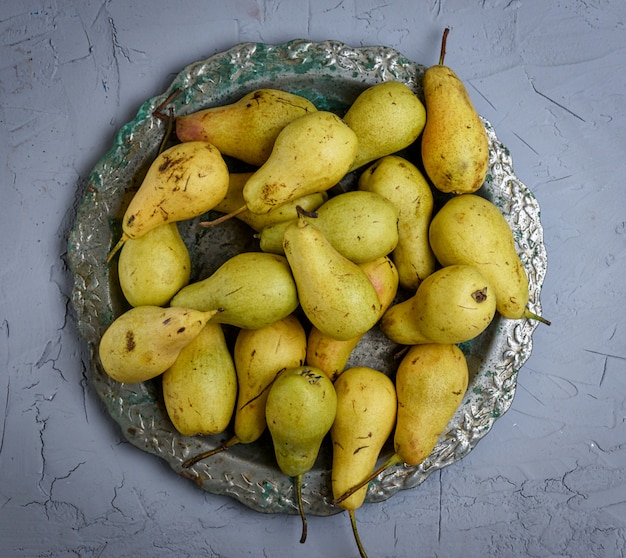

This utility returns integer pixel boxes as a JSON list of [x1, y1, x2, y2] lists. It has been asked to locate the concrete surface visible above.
[[1, 1, 625, 556]]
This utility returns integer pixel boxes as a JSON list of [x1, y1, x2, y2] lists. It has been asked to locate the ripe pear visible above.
[[117, 222, 191, 307], [334, 343, 468, 507], [421, 28, 490, 194], [306, 256, 399, 381], [162, 322, 237, 436], [204, 171, 328, 231], [259, 190, 399, 264], [358, 155, 436, 290], [98, 305, 218, 384], [243, 111, 358, 214], [282, 217, 382, 341], [331, 366, 397, 558], [170, 252, 299, 329], [106, 141, 229, 262], [429, 193, 551, 324], [175, 89, 317, 166], [266, 366, 337, 543], [182, 315, 308, 467], [343, 80, 426, 172], [380, 264, 496, 345]]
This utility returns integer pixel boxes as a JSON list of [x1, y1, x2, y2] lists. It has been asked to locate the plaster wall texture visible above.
[[1, 1, 625, 557]]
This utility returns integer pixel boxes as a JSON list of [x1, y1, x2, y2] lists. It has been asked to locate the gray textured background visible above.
[[1, 1, 625, 556]]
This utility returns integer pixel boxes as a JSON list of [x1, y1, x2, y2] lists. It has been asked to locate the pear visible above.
[[175, 89, 317, 166], [106, 141, 229, 262], [243, 111, 358, 214], [117, 222, 191, 307], [170, 252, 299, 329], [306, 256, 399, 381], [358, 155, 436, 290], [380, 264, 496, 345], [259, 190, 399, 264], [98, 305, 218, 384], [343, 81, 426, 172], [429, 193, 551, 324], [282, 217, 382, 341], [331, 366, 397, 558], [162, 322, 237, 436], [182, 315, 307, 467], [421, 28, 490, 194], [265, 366, 337, 544], [333, 343, 468, 507], [204, 171, 328, 231]]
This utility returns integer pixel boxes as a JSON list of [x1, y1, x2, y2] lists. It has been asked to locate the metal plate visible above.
[[67, 39, 547, 516]]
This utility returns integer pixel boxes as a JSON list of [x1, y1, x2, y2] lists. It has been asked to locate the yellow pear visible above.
[[282, 218, 382, 341], [243, 111, 358, 214], [204, 171, 328, 231], [259, 190, 399, 264], [106, 141, 229, 262], [380, 264, 496, 345], [358, 155, 436, 290], [117, 222, 191, 307], [162, 322, 237, 436], [170, 252, 299, 329], [429, 193, 551, 324], [98, 305, 218, 384], [333, 343, 468, 507], [331, 366, 397, 558], [306, 256, 399, 381], [175, 89, 317, 166], [266, 366, 337, 543], [343, 81, 426, 172], [421, 28, 490, 194]]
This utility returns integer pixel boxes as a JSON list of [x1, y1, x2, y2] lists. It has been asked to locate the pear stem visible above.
[[332, 453, 402, 507], [524, 309, 552, 326], [438, 27, 450, 66], [105, 233, 128, 265], [349, 509, 369, 558], [295, 473, 308, 544], [199, 205, 247, 227], [181, 435, 240, 468]]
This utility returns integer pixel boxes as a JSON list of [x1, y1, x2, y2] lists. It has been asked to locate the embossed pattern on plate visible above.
[[67, 40, 547, 516]]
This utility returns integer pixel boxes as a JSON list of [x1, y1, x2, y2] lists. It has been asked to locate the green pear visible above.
[[266, 366, 337, 543], [98, 306, 218, 384], [420, 28, 490, 194], [358, 155, 436, 290], [162, 322, 237, 436], [259, 190, 399, 264], [334, 343, 468, 507], [380, 264, 496, 345], [331, 366, 397, 558], [176, 89, 317, 166], [170, 252, 299, 329], [282, 218, 382, 341], [117, 222, 191, 307], [243, 111, 358, 214], [429, 193, 550, 324], [343, 81, 426, 172]]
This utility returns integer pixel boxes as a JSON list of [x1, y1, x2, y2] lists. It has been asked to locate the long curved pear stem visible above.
[[439, 27, 450, 65], [332, 453, 402, 507], [295, 474, 308, 544], [199, 205, 247, 227], [349, 509, 369, 558], [105, 233, 128, 265], [523, 309, 552, 326], [181, 435, 241, 468]]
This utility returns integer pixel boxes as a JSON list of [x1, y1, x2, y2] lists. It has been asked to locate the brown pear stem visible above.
[[295, 474, 308, 544], [104, 233, 128, 265], [332, 453, 402, 507], [181, 435, 240, 468], [349, 509, 369, 558], [199, 205, 247, 227], [439, 27, 450, 65]]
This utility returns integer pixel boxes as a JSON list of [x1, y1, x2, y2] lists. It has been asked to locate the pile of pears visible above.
[[98, 29, 549, 558]]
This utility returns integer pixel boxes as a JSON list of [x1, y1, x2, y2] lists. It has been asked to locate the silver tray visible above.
[[67, 39, 547, 517]]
